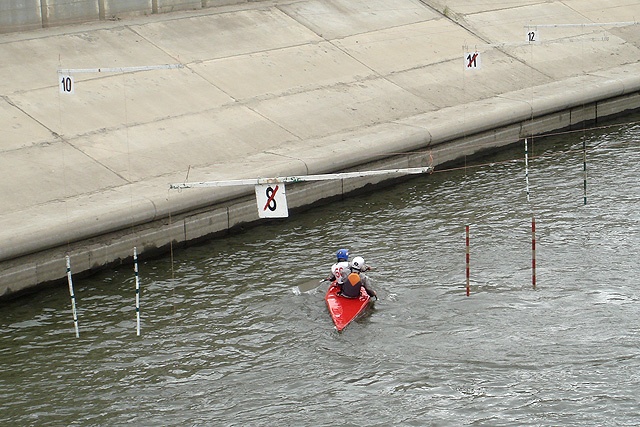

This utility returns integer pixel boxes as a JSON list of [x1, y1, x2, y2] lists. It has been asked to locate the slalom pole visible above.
[[524, 138, 531, 203], [532, 217, 537, 289], [134, 247, 141, 336], [583, 137, 587, 205], [525, 138, 536, 289], [66, 255, 80, 338], [466, 225, 470, 296]]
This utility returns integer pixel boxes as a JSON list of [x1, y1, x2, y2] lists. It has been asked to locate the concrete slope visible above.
[[1, 0, 640, 297]]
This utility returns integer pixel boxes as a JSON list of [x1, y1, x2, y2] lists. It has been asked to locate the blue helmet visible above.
[[336, 248, 349, 261]]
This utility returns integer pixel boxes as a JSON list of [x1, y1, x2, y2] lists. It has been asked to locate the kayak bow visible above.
[[325, 282, 372, 331]]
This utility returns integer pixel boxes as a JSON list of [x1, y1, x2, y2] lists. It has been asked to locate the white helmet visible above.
[[351, 256, 365, 271]]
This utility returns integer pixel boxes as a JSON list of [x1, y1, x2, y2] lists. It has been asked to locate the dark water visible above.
[[1, 114, 639, 426]]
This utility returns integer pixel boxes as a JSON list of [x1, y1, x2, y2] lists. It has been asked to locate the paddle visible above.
[[291, 265, 376, 294], [292, 278, 328, 294]]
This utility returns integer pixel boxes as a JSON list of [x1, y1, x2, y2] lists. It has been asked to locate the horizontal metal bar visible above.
[[57, 64, 184, 74], [169, 166, 434, 190], [525, 21, 639, 28]]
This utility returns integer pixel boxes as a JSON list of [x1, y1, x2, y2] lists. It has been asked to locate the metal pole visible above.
[[524, 138, 531, 203], [134, 247, 141, 336], [583, 138, 588, 205], [169, 166, 434, 189], [57, 64, 184, 74], [532, 217, 537, 289], [466, 225, 470, 296], [66, 255, 80, 338]]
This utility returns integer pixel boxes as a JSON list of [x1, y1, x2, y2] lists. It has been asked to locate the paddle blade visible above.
[[292, 279, 325, 294]]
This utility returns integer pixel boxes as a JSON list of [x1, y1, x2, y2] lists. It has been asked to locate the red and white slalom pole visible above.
[[525, 138, 536, 289]]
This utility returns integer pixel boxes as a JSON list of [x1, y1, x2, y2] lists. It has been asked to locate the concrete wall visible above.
[[102, 0, 152, 20], [0, 0, 255, 33], [0, 0, 42, 32], [44, 0, 100, 28]]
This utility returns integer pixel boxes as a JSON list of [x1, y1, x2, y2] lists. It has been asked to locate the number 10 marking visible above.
[[59, 75, 74, 94]]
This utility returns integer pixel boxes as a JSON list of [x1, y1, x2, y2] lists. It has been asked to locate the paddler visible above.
[[339, 256, 377, 300], [326, 248, 350, 286]]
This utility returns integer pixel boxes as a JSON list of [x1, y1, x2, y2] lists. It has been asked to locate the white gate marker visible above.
[[255, 183, 288, 218], [464, 51, 481, 70], [526, 27, 540, 44], [59, 75, 75, 94]]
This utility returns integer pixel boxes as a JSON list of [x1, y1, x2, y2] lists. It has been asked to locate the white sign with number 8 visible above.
[[255, 183, 289, 218]]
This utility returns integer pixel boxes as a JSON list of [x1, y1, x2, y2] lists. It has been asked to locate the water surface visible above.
[[1, 115, 639, 426]]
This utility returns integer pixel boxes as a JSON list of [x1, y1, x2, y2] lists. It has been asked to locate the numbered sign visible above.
[[59, 75, 74, 94], [255, 183, 288, 218], [526, 27, 540, 44], [464, 51, 481, 71]]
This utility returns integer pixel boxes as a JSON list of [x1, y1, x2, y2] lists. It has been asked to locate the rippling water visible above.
[[1, 115, 639, 426]]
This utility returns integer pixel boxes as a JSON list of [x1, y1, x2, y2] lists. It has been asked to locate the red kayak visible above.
[[325, 282, 372, 331]]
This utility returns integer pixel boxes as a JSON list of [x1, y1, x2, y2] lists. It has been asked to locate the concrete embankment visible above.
[[1, 0, 640, 299], [0, 1, 253, 33]]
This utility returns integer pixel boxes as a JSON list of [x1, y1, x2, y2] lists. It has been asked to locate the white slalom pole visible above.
[[66, 255, 80, 338], [583, 137, 587, 205], [524, 138, 531, 203], [465, 224, 470, 297], [134, 247, 141, 336]]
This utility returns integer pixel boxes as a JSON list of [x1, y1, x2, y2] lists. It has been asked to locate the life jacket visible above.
[[341, 272, 362, 298]]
